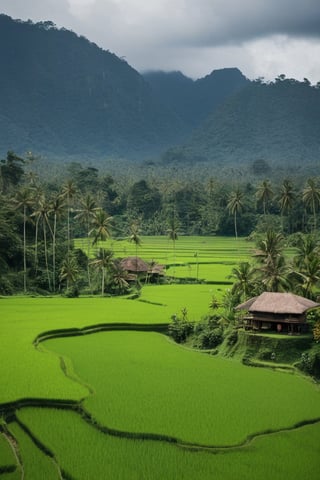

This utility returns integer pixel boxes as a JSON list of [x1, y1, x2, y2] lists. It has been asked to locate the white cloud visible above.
[[245, 36, 320, 83]]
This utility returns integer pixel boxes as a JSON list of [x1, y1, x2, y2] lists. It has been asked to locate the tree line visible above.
[[0, 151, 319, 296]]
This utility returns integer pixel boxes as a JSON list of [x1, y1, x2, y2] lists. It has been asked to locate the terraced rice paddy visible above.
[[1, 236, 320, 479], [44, 330, 320, 446], [75, 235, 252, 280]]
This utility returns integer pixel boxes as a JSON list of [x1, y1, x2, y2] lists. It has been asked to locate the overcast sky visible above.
[[1, 0, 320, 83]]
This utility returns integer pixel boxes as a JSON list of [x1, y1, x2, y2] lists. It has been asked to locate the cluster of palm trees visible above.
[[227, 177, 320, 238], [230, 231, 320, 302], [1, 150, 320, 297], [3, 179, 118, 294]]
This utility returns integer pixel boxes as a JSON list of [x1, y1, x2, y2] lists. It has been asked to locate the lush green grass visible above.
[[170, 261, 235, 282], [75, 235, 252, 266], [0, 234, 317, 478], [139, 284, 225, 319], [44, 330, 320, 446], [8, 423, 59, 480], [17, 407, 320, 480], [0, 294, 183, 405], [0, 432, 16, 472], [0, 288, 218, 405]]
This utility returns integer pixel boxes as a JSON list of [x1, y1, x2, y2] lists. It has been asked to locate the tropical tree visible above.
[[0, 151, 25, 194], [49, 193, 66, 292], [278, 179, 295, 232], [74, 194, 98, 289], [295, 256, 320, 299], [13, 187, 34, 292], [229, 262, 257, 301], [110, 260, 129, 295], [90, 248, 114, 296], [61, 180, 77, 254], [256, 180, 273, 216], [259, 255, 291, 292], [254, 230, 284, 267], [0, 195, 22, 292], [59, 253, 79, 292], [90, 209, 113, 246], [293, 234, 320, 269], [167, 216, 179, 276], [292, 234, 320, 298], [128, 221, 142, 277], [302, 178, 320, 231], [31, 194, 53, 291], [227, 188, 244, 239]]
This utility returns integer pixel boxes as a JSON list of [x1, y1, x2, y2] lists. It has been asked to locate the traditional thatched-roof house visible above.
[[120, 256, 149, 273], [236, 292, 320, 334], [119, 256, 165, 283]]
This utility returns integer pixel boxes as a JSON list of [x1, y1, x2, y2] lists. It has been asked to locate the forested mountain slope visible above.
[[163, 78, 320, 167], [143, 68, 249, 131], [1, 15, 319, 168], [0, 15, 185, 160]]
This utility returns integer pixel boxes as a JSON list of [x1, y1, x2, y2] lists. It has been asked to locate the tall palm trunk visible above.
[[52, 213, 57, 292], [101, 267, 105, 296], [23, 204, 27, 293], [87, 218, 92, 291], [67, 192, 71, 255], [234, 210, 238, 240], [34, 215, 40, 274], [43, 219, 51, 291]]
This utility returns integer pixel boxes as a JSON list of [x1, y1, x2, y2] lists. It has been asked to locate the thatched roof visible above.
[[236, 292, 320, 315], [120, 256, 149, 273], [149, 264, 165, 275]]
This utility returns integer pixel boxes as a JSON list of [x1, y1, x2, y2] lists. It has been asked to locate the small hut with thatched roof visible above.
[[120, 256, 165, 283], [236, 292, 320, 334], [120, 256, 149, 274]]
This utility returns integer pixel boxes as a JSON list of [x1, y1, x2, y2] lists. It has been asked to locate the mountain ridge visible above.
[[0, 14, 319, 169]]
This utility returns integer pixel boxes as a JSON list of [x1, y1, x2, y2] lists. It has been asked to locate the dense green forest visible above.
[[1, 151, 319, 302], [143, 67, 249, 130]]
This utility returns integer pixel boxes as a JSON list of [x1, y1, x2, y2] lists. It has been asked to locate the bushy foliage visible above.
[[193, 315, 224, 349], [168, 308, 194, 343]]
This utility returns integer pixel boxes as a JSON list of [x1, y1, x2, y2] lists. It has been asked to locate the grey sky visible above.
[[1, 0, 320, 82]]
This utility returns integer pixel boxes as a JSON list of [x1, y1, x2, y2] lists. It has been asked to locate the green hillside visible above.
[[164, 78, 320, 167]]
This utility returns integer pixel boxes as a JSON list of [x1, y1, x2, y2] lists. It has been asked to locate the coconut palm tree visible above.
[[167, 216, 179, 276], [259, 255, 291, 292], [295, 256, 320, 299], [59, 253, 79, 291], [302, 178, 320, 232], [229, 262, 257, 300], [128, 221, 142, 277], [49, 193, 66, 292], [31, 193, 53, 291], [74, 194, 98, 290], [291, 234, 320, 298], [13, 187, 34, 292], [110, 260, 129, 295], [227, 188, 244, 239], [254, 230, 284, 267], [90, 248, 114, 296], [90, 209, 113, 246], [293, 233, 320, 269], [278, 179, 295, 232], [256, 180, 273, 216], [61, 180, 77, 254]]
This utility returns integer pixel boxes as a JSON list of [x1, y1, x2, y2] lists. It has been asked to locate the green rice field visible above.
[[1, 236, 319, 479], [75, 235, 252, 278], [44, 330, 320, 446]]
